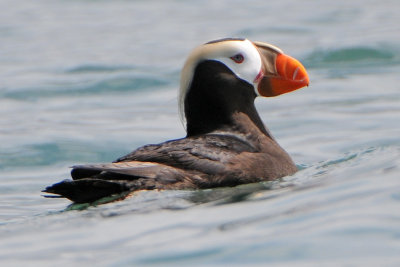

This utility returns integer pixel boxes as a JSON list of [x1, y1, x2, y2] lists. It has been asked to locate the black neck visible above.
[[184, 60, 269, 137]]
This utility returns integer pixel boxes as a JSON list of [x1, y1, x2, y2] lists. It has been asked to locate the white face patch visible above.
[[179, 39, 263, 128], [212, 39, 262, 87]]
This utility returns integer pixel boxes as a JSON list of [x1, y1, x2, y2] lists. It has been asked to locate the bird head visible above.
[[179, 38, 309, 128]]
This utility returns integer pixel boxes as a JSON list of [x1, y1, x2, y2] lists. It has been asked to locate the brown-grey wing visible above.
[[115, 134, 257, 175]]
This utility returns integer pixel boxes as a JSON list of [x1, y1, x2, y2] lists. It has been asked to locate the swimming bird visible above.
[[43, 38, 309, 203]]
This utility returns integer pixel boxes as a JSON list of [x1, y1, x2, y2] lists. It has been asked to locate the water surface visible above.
[[1, 0, 400, 265]]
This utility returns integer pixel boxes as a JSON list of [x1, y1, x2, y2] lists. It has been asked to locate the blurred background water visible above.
[[1, 0, 400, 265]]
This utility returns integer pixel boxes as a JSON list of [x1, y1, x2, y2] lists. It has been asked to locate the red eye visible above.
[[230, 54, 244, 63]]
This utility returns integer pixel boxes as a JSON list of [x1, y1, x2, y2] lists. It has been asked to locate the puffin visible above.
[[43, 38, 309, 203]]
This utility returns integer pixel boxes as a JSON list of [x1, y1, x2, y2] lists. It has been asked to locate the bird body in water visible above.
[[43, 38, 309, 203]]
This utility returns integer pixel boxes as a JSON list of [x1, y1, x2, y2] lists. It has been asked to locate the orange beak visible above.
[[254, 43, 309, 97]]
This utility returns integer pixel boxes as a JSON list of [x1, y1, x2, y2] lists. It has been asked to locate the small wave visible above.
[[0, 141, 125, 170], [66, 64, 137, 74], [236, 26, 310, 36], [82, 76, 169, 94], [304, 46, 399, 70], [2, 75, 170, 100]]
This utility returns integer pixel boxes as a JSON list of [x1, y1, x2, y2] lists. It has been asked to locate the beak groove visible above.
[[274, 53, 309, 89]]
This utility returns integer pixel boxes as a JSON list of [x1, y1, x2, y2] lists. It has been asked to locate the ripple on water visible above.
[[66, 64, 138, 74], [2, 76, 170, 100], [0, 141, 125, 170], [303, 46, 400, 77], [1, 63, 173, 101]]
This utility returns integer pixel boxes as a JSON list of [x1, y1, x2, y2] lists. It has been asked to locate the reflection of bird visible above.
[[44, 38, 309, 203]]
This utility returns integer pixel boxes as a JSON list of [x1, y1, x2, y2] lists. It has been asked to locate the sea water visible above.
[[1, 0, 400, 265]]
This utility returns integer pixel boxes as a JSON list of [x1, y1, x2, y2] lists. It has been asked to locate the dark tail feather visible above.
[[42, 179, 132, 203]]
